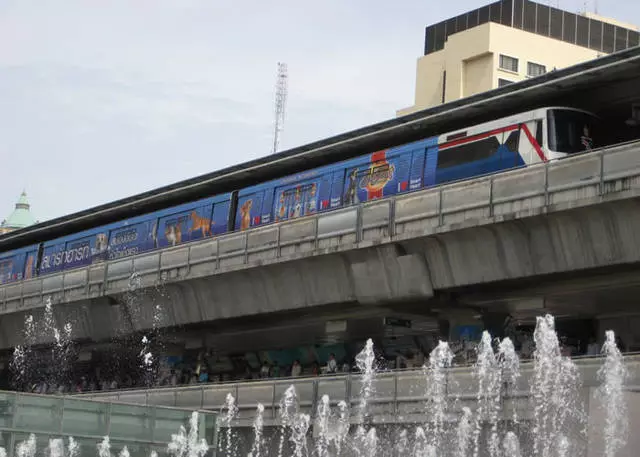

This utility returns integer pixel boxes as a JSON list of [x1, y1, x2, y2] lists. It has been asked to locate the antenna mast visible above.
[[272, 62, 288, 154]]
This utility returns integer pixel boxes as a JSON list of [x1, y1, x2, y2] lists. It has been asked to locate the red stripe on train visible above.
[[439, 124, 520, 149], [521, 123, 547, 162]]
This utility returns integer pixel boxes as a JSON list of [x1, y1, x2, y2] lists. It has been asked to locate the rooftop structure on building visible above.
[[0, 191, 37, 235], [398, 0, 640, 116]]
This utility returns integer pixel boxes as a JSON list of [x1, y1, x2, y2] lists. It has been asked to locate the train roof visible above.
[[2, 45, 640, 251]]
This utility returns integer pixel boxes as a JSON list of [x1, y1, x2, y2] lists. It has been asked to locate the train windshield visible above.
[[547, 109, 599, 154]]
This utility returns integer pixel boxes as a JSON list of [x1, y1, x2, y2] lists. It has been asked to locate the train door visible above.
[[519, 118, 546, 165], [423, 145, 439, 187]]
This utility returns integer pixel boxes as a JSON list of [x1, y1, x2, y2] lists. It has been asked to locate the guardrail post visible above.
[[544, 160, 550, 207], [393, 372, 399, 417], [438, 187, 444, 226], [312, 380, 319, 419], [271, 382, 277, 420], [276, 225, 282, 258], [388, 198, 396, 237], [356, 205, 363, 243], [599, 150, 605, 196], [244, 233, 249, 265], [488, 176, 494, 218], [215, 239, 221, 270]]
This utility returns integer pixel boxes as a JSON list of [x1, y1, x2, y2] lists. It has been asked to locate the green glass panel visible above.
[[0, 393, 16, 428], [151, 408, 189, 444], [108, 404, 152, 442], [61, 398, 109, 437], [14, 394, 63, 433]]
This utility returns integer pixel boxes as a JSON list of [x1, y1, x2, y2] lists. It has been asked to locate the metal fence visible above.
[[79, 355, 640, 422], [2, 140, 640, 313]]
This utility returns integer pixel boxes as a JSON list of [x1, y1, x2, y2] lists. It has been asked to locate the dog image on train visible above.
[[190, 210, 212, 237], [165, 224, 182, 246]]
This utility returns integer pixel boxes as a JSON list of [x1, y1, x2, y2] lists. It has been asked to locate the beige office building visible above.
[[398, 0, 639, 116]]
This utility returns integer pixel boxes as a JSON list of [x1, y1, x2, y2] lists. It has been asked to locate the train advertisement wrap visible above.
[[0, 107, 600, 285]]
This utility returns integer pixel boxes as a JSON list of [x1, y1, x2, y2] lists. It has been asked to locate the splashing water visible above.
[[118, 447, 130, 457], [42, 297, 74, 387], [97, 437, 111, 457], [363, 428, 378, 457], [167, 411, 208, 457], [290, 413, 310, 457], [217, 394, 238, 457], [556, 435, 570, 457], [423, 340, 454, 452], [412, 426, 429, 457], [139, 335, 154, 386], [248, 403, 265, 457], [0, 447, 6, 457], [498, 337, 521, 424], [67, 438, 79, 457], [315, 395, 331, 457], [16, 434, 36, 457], [472, 331, 501, 457], [334, 400, 350, 455], [11, 314, 36, 389], [355, 338, 376, 422], [277, 385, 299, 457], [502, 431, 521, 457], [596, 330, 629, 457], [455, 407, 473, 457], [394, 429, 409, 457], [531, 314, 583, 457]]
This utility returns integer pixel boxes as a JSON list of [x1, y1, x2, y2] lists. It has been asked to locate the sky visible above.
[[1, 0, 638, 223]]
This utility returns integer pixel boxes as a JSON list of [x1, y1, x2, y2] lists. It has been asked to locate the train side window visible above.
[[437, 136, 500, 168], [535, 120, 543, 146], [504, 129, 520, 152]]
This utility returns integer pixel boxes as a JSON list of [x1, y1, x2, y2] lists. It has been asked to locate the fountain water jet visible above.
[[218, 393, 238, 457], [531, 314, 584, 457], [423, 340, 454, 452], [596, 330, 629, 457], [167, 411, 208, 457], [16, 434, 36, 457], [248, 403, 265, 457]]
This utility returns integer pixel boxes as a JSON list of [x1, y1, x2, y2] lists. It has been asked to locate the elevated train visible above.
[[0, 107, 599, 285]]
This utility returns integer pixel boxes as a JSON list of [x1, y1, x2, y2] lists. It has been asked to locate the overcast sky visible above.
[[1, 0, 638, 223]]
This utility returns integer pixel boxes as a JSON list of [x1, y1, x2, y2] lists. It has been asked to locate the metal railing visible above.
[[2, 140, 640, 313], [78, 354, 640, 421]]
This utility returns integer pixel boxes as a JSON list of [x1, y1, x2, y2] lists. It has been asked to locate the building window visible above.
[[527, 62, 546, 77], [499, 54, 519, 73], [498, 78, 514, 87]]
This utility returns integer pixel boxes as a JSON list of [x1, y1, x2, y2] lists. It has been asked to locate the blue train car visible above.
[[234, 137, 437, 231], [39, 193, 232, 276], [0, 244, 39, 285], [233, 117, 535, 231]]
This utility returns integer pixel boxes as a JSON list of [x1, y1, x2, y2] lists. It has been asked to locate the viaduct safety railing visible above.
[[2, 140, 640, 314], [77, 355, 640, 423]]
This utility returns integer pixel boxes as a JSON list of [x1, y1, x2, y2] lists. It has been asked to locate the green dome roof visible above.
[[1, 191, 36, 229]]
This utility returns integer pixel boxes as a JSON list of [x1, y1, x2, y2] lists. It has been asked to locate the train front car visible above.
[[545, 107, 600, 160]]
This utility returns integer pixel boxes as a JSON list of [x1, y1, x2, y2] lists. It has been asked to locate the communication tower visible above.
[[272, 62, 288, 154]]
